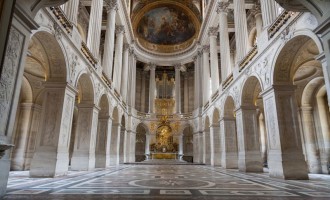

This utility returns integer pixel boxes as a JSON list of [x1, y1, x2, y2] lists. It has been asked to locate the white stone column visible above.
[[202, 46, 210, 104], [113, 25, 125, 91], [260, 0, 278, 28], [210, 124, 221, 166], [300, 106, 322, 173], [209, 27, 220, 94], [193, 132, 199, 163], [63, 0, 79, 25], [184, 73, 189, 113], [174, 64, 182, 113], [220, 117, 238, 169], [193, 53, 202, 109], [252, 5, 263, 37], [121, 43, 130, 102], [71, 104, 99, 171], [235, 106, 263, 172], [30, 83, 76, 177], [102, 1, 117, 79], [198, 132, 204, 163], [233, 0, 249, 62], [209, 126, 215, 166], [258, 112, 268, 166], [95, 116, 112, 168], [217, 2, 231, 81], [86, 0, 104, 58], [178, 134, 183, 159], [123, 130, 129, 163], [262, 85, 308, 179], [149, 64, 156, 113], [202, 132, 207, 164], [145, 134, 151, 159], [128, 52, 137, 108], [141, 71, 147, 112]]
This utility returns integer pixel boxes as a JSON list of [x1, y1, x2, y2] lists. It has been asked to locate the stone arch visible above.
[[76, 73, 95, 104], [112, 106, 120, 124], [301, 77, 324, 106], [212, 107, 220, 125], [30, 31, 68, 82], [20, 76, 33, 103], [272, 35, 321, 85], [223, 96, 236, 118], [241, 76, 262, 106]]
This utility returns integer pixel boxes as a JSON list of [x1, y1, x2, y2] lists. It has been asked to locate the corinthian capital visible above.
[[216, 1, 230, 14], [208, 27, 218, 36], [104, 0, 118, 12], [115, 25, 125, 34]]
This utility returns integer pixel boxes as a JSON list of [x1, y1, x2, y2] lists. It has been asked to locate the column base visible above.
[[95, 153, 108, 168], [268, 150, 309, 180], [222, 152, 238, 169], [109, 155, 119, 165], [71, 151, 95, 171], [238, 151, 263, 172], [30, 147, 69, 177]]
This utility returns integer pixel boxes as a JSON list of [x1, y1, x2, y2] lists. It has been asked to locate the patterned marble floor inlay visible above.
[[4, 165, 330, 199]]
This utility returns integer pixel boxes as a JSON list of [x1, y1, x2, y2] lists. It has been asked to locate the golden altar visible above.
[[151, 152, 178, 159]]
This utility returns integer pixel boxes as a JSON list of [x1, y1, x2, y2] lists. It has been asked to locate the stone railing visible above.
[[268, 10, 294, 39], [203, 101, 210, 110], [239, 45, 258, 72], [81, 42, 98, 67], [49, 7, 73, 34], [222, 73, 233, 89], [102, 72, 112, 89], [211, 90, 219, 103]]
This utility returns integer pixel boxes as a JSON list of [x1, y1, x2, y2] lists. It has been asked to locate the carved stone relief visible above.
[[0, 27, 24, 135]]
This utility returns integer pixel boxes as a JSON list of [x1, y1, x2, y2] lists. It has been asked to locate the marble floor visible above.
[[3, 165, 330, 200]]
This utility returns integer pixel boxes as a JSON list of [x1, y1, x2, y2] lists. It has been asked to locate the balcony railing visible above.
[[81, 42, 98, 67], [50, 7, 73, 34], [268, 10, 294, 39], [222, 73, 233, 90], [239, 45, 258, 72]]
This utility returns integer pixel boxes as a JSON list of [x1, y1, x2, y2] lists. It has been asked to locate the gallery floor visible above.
[[3, 164, 330, 200]]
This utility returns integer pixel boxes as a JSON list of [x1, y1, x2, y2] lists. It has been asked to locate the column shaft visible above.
[[209, 28, 220, 94], [202, 46, 210, 104], [113, 26, 124, 91], [260, 0, 278, 28], [121, 44, 130, 102], [149, 65, 156, 113], [220, 118, 238, 168], [102, 3, 117, 79], [184, 74, 189, 113], [86, 0, 104, 58], [234, 0, 249, 61], [63, 0, 79, 25], [175, 65, 181, 113], [217, 2, 231, 81]]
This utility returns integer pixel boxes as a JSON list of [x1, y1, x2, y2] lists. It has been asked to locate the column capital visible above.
[[208, 27, 218, 36], [216, 1, 230, 14], [202, 45, 210, 53], [174, 64, 182, 70], [115, 25, 125, 34], [104, 0, 118, 12], [250, 3, 262, 16], [123, 43, 130, 51]]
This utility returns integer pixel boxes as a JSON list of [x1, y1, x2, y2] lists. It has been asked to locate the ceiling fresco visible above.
[[132, 1, 201, 53], [137, 6, 196, 45]]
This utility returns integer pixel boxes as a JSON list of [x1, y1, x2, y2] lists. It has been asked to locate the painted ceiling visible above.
[[132, 0, 202, 53]]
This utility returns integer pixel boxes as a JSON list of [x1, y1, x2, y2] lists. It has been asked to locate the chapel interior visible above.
[[1, 0, 330, 199]]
